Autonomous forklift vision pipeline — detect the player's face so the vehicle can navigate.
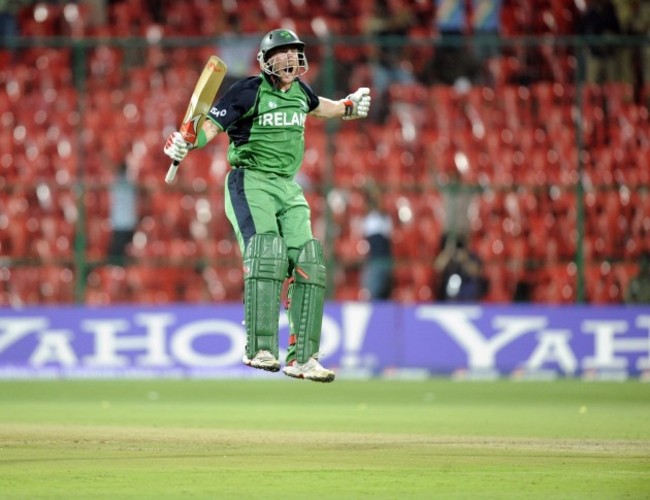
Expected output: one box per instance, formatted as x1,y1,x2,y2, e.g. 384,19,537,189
268,47,300,83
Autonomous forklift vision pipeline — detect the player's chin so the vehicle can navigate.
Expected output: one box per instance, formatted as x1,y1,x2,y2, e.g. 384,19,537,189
280,71,296,82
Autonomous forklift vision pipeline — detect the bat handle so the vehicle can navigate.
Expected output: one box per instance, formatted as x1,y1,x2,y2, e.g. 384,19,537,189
165,160,180,184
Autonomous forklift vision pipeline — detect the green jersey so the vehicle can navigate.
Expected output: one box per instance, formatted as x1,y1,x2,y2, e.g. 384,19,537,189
207,73,320,178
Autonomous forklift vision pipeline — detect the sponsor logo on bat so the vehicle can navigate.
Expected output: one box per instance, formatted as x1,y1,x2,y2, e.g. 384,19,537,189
208,60,225,73
180,114,202,143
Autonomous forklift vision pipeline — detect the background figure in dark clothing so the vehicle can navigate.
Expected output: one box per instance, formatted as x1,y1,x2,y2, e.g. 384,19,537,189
426,0,481,85
625,252,650,304
361,195,394,300
434,233,486,302
577,0,622,83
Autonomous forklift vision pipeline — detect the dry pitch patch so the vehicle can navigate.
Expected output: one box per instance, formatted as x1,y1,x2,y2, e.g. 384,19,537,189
3,423,647,455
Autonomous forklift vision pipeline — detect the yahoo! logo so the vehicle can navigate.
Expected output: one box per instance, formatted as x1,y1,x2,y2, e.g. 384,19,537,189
414,306,650,374
0,304,648,376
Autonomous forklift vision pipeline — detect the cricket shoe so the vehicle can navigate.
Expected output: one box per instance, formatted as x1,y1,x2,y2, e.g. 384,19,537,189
242,350,280,372
282,358,335,383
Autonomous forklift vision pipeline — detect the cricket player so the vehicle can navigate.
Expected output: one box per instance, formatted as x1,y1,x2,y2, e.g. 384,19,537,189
164,29,371,382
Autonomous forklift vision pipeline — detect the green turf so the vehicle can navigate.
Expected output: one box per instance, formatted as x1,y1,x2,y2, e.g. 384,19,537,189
1,379,648,499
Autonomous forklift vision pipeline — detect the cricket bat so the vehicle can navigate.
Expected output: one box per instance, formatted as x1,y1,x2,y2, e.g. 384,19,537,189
165,55,228,184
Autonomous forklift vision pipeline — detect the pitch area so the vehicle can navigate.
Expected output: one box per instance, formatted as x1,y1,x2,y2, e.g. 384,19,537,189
1,379,648,499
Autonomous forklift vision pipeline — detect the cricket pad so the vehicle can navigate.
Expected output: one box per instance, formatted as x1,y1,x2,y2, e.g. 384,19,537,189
243,233,288,359
288,239,327,363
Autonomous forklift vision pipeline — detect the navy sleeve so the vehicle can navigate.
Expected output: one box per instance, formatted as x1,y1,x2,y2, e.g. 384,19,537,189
207,76,260,131
297,80,320,112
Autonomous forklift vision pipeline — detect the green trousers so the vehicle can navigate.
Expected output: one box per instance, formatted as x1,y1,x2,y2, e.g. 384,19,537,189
225,168,313,265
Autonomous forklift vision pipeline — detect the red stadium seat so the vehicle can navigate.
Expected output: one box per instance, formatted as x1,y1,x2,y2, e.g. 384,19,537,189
1,1,640,307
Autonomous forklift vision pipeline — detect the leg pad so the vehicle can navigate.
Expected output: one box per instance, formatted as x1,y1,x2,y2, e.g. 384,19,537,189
287,239,326,363
243,233,288,359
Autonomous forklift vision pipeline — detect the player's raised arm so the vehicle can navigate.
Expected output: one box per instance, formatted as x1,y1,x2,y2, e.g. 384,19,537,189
311,87,371,120
163,55,227,184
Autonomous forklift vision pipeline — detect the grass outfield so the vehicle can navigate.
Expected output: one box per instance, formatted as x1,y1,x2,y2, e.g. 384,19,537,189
0,379,648,499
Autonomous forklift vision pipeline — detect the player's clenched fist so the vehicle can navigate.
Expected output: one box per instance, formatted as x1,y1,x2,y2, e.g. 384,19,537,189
342,87,371,120
164,131,189,162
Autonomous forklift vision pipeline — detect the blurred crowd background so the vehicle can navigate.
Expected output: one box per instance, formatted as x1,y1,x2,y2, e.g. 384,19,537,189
1,0,649,306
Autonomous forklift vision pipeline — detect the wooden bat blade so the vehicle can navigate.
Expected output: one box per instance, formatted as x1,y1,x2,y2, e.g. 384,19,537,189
178,56,227,146
165,55,227,184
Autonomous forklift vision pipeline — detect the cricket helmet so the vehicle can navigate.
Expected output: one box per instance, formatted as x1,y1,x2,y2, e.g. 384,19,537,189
257,29,309,77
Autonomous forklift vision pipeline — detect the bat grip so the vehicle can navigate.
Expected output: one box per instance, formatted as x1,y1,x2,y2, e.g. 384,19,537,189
165,160,180,184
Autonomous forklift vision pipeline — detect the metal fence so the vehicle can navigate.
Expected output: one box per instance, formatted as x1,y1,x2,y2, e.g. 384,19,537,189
1,34,649,305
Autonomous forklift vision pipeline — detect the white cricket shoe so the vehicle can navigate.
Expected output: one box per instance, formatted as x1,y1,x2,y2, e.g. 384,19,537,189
282,358,335,383
242,350,280,372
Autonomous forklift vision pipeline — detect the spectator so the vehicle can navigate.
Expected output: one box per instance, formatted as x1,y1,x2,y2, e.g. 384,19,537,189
360,192,394,300
470,0,503,83
625,252,650,304
577,0,623,84
513,279,532,302
358,0,417,122
0,0,25,41
218,14,260,90
434,233,486,302
620,0,650,103
108,163,138,265
425,0,481,85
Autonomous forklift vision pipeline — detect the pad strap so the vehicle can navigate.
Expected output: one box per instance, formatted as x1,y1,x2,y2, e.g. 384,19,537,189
243,233,288,359
287,239,327,363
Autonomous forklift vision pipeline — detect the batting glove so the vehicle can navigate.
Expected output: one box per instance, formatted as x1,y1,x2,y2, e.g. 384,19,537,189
163,131,189,163
342,87,371,120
